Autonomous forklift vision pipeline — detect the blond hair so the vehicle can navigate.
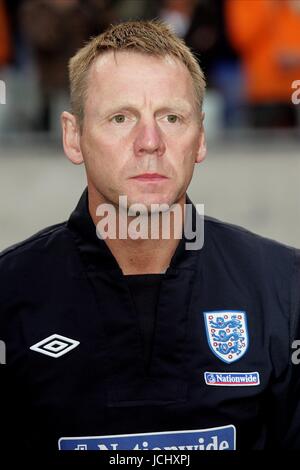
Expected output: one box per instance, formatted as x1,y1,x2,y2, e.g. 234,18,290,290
69,19,206,126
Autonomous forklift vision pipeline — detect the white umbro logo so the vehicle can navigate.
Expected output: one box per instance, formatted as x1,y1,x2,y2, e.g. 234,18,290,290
30,334,80,358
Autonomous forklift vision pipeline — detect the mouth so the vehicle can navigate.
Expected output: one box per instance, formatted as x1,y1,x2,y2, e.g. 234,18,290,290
130,173,169,182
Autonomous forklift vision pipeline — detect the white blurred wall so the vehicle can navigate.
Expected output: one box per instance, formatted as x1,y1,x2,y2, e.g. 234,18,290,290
0,137,299,251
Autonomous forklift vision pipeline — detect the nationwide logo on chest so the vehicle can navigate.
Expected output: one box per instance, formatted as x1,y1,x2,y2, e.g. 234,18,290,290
59,425,236,450
203,310,249,363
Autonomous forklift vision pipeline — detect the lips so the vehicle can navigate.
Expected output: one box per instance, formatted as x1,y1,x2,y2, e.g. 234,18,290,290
131,173,168,181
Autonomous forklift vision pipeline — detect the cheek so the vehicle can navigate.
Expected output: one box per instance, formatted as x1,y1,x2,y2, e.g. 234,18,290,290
175,142,197,171
82,131,117,170
173,144,197,184
183,135,200,165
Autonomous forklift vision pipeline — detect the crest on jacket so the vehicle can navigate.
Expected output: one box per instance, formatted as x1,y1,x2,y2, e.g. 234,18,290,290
203,311,248,364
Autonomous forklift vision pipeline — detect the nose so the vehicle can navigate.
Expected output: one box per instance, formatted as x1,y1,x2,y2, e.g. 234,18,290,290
133,117,166,157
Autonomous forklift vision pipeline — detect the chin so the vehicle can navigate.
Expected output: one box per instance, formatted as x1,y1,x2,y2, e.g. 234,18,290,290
127,193,179,211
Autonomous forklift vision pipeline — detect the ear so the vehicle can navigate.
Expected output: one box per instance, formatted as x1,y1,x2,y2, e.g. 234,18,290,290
195,112,207,164
61,111,84,165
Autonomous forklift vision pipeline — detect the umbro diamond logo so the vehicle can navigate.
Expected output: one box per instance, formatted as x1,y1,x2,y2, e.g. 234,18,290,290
30,334,80,358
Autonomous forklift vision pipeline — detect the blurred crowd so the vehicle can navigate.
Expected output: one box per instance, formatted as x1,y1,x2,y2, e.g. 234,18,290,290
0,0,300,136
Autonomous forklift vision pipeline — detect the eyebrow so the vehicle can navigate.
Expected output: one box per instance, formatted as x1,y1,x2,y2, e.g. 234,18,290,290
100,101,193,116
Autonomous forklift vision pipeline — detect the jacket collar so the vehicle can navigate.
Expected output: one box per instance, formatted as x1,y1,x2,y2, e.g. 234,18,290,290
67,188,204,274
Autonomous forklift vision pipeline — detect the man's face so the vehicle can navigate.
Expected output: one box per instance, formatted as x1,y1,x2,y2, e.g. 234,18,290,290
77,50,205,209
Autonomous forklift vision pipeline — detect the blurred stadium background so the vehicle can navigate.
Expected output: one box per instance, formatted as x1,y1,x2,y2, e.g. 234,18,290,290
0,0,300,250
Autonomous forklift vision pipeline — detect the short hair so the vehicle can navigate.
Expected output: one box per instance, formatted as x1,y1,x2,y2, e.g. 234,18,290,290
69,19,206,126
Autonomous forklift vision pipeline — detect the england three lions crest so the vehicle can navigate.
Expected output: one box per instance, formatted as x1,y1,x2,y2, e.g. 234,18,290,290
203,311,249,364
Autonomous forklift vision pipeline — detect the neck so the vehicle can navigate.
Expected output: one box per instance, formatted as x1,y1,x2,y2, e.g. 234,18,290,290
103,236,180,275
88,187,185,275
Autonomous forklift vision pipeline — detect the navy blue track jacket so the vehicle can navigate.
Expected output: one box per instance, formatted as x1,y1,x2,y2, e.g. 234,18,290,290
1,188,300,452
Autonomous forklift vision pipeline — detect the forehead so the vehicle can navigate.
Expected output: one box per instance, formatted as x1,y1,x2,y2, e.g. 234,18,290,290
87,50,195,102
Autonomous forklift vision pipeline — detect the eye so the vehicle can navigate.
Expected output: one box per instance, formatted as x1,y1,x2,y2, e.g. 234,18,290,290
166,114,180,123
111,114,126,123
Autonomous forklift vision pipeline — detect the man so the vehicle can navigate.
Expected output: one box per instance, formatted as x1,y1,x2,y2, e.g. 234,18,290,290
19,0,115,131
0,0,11,67
1,20,300,454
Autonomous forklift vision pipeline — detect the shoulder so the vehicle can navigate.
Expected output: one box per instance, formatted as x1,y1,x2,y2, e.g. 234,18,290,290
205,215,298,258
0,222,72,272
204,215,299,283
0,221,82,313
203,216,300,341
